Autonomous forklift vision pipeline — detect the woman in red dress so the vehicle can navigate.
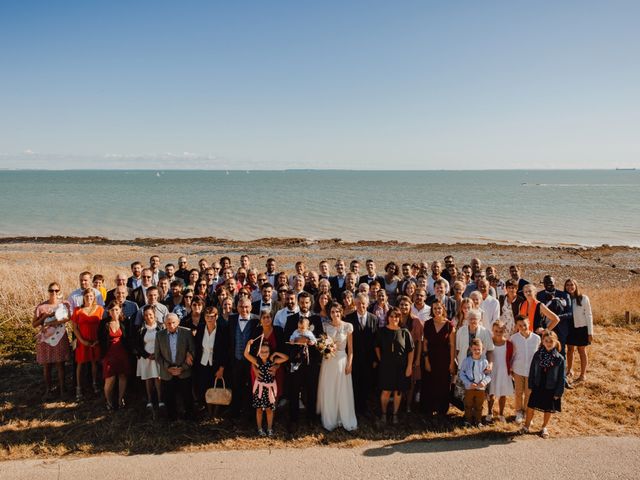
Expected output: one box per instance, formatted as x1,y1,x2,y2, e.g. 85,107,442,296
421,300,456,416
98,302,131,410
71,288,103,401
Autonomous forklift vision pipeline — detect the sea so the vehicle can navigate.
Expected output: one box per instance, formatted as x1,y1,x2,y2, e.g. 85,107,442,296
0,170,638,247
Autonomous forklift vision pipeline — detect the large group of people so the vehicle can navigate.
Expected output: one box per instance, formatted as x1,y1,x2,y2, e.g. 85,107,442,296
32,254,594,439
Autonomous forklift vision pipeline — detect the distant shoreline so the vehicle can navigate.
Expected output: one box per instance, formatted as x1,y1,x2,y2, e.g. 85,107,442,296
0,235,638,252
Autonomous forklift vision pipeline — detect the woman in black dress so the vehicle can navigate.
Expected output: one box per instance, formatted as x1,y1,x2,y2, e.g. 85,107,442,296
421,300,456,416
375,306,414,424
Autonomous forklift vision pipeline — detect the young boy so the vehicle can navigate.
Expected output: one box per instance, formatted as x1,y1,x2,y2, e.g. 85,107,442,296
510,315,541,424
459,338,491,427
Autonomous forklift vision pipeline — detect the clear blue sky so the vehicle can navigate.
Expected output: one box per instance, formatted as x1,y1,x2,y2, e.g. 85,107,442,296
1,1,638,169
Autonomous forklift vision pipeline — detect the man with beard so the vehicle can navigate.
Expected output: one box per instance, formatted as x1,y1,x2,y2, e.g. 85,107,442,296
283,291,324,431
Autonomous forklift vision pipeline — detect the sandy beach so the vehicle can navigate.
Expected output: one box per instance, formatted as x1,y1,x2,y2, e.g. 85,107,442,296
0,237,639,461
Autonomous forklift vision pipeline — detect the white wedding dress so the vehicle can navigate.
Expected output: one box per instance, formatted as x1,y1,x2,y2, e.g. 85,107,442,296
316,321,358,431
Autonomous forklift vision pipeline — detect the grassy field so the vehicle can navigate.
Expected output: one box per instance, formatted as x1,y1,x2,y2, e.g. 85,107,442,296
1,244,639,460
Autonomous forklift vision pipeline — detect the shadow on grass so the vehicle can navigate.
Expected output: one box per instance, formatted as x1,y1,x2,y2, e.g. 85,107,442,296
1,359,521,460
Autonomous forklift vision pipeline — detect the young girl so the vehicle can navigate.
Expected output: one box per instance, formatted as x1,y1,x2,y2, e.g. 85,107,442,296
523,330,565,439
244,338,288,437
486,321,513,423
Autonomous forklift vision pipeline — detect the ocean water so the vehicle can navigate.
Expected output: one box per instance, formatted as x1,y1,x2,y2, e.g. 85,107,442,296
0,170,638,246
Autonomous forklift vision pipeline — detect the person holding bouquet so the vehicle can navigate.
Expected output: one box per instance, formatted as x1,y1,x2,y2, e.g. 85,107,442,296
316,302,358,431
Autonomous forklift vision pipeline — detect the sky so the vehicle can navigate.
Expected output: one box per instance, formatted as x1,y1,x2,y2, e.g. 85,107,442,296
0,0,639,170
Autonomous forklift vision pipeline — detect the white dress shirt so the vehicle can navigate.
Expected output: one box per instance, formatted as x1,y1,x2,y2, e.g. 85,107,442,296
273,306,299,329
510,331,541,377
480,295,500,328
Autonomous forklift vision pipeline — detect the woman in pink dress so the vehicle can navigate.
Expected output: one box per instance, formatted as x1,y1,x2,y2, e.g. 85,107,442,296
32,282,71,400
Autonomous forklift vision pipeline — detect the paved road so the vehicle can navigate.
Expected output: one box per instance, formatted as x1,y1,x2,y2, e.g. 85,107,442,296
3,436,638,479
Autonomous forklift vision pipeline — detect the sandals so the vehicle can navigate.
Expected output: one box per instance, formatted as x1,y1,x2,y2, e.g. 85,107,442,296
540,427,550,439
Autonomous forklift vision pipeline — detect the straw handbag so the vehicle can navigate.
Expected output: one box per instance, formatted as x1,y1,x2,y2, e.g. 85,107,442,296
205,378,232,406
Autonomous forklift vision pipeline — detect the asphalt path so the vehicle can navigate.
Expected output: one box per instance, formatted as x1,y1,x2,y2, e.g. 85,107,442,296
2,436,638,480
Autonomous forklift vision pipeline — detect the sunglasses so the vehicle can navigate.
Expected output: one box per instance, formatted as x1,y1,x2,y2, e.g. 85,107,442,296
49,289,60,293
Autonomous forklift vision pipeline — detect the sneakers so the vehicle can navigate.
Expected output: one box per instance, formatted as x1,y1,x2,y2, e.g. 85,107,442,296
497,415,506,423
521,425,530,434
92,383,100,394
267,429,274,438
515,411,524,424
476,422,485,428
146,402,153,409
75,387,84,402
158,402,166,408
485,414,493,423
415,392,421,403
392,414,399,425
540,427,550,439
463,421,473,428
257,428,267,437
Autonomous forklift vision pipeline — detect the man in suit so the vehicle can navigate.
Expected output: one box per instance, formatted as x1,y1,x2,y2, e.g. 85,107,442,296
155,313,196,421
131,268,154,307
329,259,347,300
283,291,324,430
227,297,260,417
252,282,275,315
345,292,379,418
105,272,131,305
359,259,386,288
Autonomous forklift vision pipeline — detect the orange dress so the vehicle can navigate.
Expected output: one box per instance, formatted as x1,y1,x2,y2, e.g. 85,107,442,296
72,306,104,362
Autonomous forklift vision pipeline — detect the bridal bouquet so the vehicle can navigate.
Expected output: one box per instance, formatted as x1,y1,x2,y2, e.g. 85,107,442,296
316,334,336,359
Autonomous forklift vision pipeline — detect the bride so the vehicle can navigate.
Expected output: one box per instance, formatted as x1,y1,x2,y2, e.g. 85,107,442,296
317,302,358,431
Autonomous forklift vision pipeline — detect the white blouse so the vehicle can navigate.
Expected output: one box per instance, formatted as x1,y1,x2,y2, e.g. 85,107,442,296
200,327,217,366
572,295,593,335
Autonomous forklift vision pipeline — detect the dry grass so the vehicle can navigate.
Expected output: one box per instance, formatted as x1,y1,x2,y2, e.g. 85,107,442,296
1,242,639,461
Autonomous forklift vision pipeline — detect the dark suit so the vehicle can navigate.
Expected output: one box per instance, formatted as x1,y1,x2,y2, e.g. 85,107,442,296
284,312,324,423
155,326,196,420
251,299,275,316
227,313,260,415
359,274,386,288
345,310,379,415
329,275,347,301
130,286,147,308
426,295,457,320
